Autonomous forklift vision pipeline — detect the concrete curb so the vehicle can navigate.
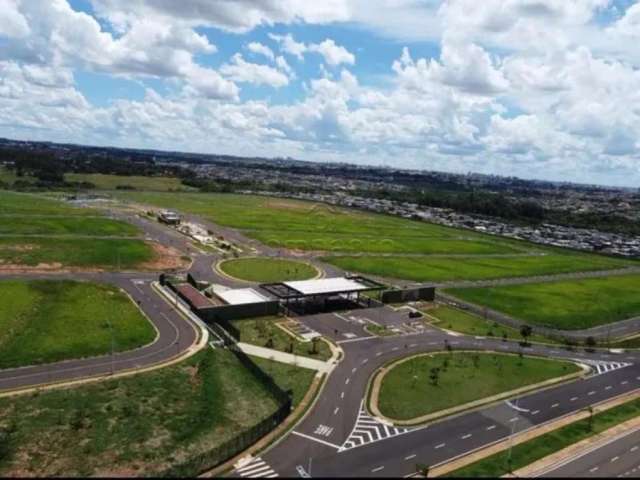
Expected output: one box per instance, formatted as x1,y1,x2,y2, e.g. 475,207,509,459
428,388,640,478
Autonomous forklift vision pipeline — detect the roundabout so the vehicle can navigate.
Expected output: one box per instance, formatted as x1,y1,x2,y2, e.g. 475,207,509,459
216,256,321,283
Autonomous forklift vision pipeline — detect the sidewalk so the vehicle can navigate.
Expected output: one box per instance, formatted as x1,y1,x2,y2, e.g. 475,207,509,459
237,342,333,373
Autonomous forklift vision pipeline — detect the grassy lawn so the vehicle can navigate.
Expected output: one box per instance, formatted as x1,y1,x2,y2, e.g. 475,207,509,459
324,253,632,283
0,190,154,269
219,257,318,282
426,306,557,344
0,237,154,269
0,280,156,369
0,216,139,236
448,396,640,477
64,173,193,192
251,356,317,406
448,274,640,330
0,190,95,216
0,349,293,476
113,192,523,255
232,317,332,361
377,353,579,420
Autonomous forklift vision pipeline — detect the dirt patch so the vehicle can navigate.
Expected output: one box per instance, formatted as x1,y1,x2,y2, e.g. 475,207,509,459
139,242,190,272
0,262,67,273
0,244,39,252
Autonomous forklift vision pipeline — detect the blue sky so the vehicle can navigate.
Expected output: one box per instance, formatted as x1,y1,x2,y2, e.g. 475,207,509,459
0,0,639,187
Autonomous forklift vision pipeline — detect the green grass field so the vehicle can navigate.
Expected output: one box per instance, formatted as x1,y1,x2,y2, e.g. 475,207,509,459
65,173,192,191
426,306,557,344
0,190,95,216
219,257,318,282
448,395,640,477
0,190,154,269
0,349,313,476
0,237,154,269
0,280,156,369
232,317,332,361
0,216,139,236
448,274,640,330
325,253,631,282
113,192,524,255
377,353,579,420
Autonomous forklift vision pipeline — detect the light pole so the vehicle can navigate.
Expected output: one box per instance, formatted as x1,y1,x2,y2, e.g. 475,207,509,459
506,396,520,475
107,318,115,375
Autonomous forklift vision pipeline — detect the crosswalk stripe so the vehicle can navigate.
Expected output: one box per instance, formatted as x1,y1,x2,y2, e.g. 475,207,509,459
235,457,279,478
571,359,632,377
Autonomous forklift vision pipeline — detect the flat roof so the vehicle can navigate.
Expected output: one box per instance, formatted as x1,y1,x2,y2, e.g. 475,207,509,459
216,288,270,305
284,277,370,296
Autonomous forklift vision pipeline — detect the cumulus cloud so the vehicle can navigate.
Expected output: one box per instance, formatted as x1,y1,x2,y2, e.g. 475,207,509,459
0,0,639,185
308,39,355,66
246,42,275,61
220,54,289,88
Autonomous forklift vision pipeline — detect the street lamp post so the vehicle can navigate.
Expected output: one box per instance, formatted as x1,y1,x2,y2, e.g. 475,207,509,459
506,397,521,475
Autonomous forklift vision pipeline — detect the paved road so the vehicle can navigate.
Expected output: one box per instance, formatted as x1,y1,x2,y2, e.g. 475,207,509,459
0,274,199,393
540,426,640,477
228,307,640,478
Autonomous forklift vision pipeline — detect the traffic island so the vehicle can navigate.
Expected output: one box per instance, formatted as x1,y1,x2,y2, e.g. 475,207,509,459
367,351,585,426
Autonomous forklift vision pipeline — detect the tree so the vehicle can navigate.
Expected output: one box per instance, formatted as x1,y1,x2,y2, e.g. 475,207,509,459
585,336,597,351
520,325,533,346
429,367,440,386
310,337,319,355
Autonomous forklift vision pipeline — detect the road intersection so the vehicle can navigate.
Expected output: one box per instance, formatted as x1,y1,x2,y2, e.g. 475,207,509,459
1,201,639,477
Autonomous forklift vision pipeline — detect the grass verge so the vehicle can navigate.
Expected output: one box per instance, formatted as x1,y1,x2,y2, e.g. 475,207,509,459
447,395,640,477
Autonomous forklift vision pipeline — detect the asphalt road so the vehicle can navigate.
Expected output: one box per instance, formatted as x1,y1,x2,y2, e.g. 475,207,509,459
540,426,640,477
0,273,199,393
231,307,640,478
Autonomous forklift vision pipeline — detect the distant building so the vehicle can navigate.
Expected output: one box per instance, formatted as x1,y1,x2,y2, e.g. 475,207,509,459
158,210,181,225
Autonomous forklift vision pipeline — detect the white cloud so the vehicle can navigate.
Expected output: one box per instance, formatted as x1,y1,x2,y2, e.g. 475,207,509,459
308,39,355,66
246,42,274,61
0,0,30,38
269,33,307,60
220,54,289,88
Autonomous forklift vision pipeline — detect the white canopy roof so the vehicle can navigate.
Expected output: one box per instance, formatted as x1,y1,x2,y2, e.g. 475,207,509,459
284,277,369,296
217,288,269,305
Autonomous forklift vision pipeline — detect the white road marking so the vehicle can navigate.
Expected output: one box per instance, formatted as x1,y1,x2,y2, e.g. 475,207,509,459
352,367,357,374
612,456,620,463
339,402,412,452
362,358,369,364
405,454,416,460
606,386,613,390
334,407,340,415
588,391,596,396
531,410,540,415
435,443,445,449
461,434,472,439
235,457,279,478
486,425,497,431
621,380,629,385
590,467,599,473
631,446,639,452
509,417,519,422
551,403,559,408
376,352,383,357
371,466,385,473
291,431,340,449
341,392,345,399
570,397,578,402
345,378,350,385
